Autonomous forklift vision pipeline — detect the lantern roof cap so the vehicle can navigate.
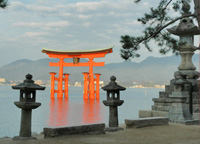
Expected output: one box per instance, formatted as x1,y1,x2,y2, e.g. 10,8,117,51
12,74,45,91
167,17,200,36
102,76,126,91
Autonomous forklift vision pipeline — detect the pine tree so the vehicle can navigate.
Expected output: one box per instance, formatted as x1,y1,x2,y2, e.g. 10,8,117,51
0,0,8,9
120,0,200,61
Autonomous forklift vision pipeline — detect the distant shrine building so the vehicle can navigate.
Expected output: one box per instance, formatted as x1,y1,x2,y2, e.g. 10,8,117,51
42,47,113,99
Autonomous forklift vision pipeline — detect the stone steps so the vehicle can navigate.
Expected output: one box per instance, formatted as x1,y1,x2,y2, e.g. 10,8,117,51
159,91,171,98
125,117,169,128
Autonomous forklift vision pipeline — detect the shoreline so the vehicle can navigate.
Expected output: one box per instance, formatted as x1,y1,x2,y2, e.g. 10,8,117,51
0,84,165,89
0,123,199,144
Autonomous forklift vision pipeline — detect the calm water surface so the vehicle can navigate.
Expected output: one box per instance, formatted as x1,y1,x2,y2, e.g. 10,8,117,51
0,86,160,138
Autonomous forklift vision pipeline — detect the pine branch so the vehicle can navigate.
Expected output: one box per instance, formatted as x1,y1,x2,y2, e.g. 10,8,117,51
0,0,8,9
193,0,200,27
152,13,196,37
120,0,199,61
132,14,196,49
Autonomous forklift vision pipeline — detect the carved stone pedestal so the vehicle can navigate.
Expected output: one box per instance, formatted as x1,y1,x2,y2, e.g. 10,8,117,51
168,97,193,121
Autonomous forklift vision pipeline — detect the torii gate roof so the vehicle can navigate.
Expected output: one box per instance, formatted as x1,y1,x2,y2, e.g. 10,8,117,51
42,46,113,55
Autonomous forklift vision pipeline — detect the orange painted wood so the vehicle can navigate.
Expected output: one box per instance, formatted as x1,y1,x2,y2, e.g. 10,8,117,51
49,61,105,67
95,73,101,99
57,58,64,99
43,47,113,99
88,58,95,99
82,72,89,100
54,90,59,93
49,72,56,99
64,73,70,99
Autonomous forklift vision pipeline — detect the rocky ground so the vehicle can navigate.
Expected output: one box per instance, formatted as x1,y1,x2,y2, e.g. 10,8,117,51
0,123,200,144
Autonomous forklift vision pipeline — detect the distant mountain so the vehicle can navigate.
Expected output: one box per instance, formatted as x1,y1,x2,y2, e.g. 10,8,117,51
0,55,199,83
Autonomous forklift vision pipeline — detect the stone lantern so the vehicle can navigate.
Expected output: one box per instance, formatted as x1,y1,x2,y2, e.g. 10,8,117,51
167,18,200,73
102,76,126,131
12,74,45,140
138,2,200,125
166,2,200,124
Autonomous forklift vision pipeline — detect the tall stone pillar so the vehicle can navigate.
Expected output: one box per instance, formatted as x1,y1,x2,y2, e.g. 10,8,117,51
166,3,200,124
139,3,200,124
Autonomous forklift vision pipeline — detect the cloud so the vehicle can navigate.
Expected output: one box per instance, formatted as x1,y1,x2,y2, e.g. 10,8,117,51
59,13,72,18
11,1,58,13
127,20,141,26
8,0,152,48
82,22,91,28
23,32,49,37
11,1,26,10
13,22,44,28
45,21,70,27
64,34,73,37
70,2,101,13
78,14,91,19
13,21,70,30
0,0,175,67
26,5,57,13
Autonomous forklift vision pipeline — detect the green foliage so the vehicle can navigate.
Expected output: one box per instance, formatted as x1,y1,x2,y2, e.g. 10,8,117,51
134,0,141,3
172,0,191,12
120,0,195,61
0,0,8,9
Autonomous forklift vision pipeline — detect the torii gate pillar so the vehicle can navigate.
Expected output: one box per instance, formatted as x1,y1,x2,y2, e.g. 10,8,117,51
95,73,101,99
49,72,56,99
83,72,89,100
89,57,95,99
58,58,64,99
64,73,70,99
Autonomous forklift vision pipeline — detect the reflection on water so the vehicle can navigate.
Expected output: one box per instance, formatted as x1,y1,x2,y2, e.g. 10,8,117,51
0,86,161,138
48,98,69,127
48,98,105,127
82,100,101,124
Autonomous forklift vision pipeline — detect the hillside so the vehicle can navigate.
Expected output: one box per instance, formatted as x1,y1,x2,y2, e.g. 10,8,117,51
0,54,199,83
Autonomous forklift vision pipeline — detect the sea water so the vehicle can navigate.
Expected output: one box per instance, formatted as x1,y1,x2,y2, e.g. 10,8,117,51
0,85,161,138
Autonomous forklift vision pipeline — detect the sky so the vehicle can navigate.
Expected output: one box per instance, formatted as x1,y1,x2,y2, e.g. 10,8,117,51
0,0,199,67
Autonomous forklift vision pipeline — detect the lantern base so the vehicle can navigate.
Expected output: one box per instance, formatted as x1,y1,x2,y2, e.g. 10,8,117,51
13,136,37,141
14,102,41,110
169,119,200,125
103,100,124,107
105,127,124,132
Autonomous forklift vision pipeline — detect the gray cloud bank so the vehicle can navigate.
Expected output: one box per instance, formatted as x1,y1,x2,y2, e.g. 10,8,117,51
0,0,197,67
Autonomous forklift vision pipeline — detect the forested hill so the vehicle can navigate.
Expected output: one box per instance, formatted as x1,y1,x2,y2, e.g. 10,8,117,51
0,54,199,83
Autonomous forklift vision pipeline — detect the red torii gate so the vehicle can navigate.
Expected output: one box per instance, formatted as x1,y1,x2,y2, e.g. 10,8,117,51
42,47,113,100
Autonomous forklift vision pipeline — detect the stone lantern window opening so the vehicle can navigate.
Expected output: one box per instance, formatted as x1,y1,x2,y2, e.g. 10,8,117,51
113,91,120,100
180,35,193,45
20,91,24,100
106,90,120,100
19,90,36,103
